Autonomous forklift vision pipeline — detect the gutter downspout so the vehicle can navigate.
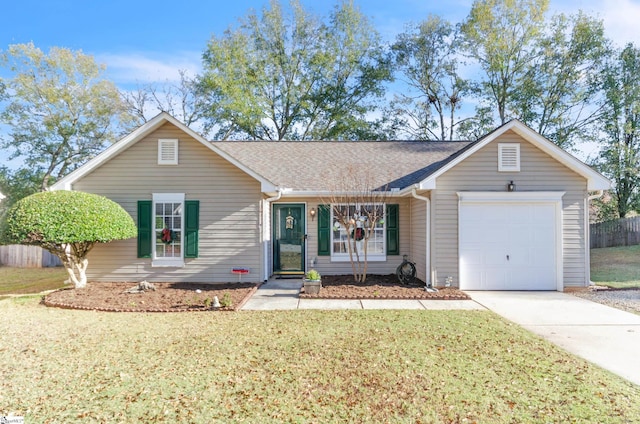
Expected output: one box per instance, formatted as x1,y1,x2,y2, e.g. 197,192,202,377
411,187,431,287
263,190,282,282
586,190,604,286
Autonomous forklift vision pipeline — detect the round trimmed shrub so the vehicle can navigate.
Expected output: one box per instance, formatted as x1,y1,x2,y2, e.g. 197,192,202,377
2,190,137,288
3,190,136,245
5,191,137,245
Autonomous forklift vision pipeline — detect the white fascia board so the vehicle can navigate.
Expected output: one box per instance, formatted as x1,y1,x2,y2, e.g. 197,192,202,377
457,191,566,202
415,120,611,191
50,112,278,193
279,190,406,198
397,184,430,196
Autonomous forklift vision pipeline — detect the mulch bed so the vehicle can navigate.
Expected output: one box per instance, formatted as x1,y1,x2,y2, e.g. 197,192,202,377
42,275,469,312
300,274,470,300
43,282,257,312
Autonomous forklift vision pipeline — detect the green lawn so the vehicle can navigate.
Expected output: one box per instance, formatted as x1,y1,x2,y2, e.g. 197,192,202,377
0,266,68,298
1,297,638,423
591,245,640,288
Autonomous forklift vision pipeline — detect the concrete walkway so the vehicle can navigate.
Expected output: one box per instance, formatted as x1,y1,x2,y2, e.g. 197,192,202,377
241,279,485,311
469,291,640,386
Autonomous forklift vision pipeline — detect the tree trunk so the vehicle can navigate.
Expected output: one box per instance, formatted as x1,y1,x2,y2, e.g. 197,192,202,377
52,249,89,289
61,257,88,288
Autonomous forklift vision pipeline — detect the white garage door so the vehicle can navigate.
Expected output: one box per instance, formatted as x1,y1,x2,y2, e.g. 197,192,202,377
459,200,558,290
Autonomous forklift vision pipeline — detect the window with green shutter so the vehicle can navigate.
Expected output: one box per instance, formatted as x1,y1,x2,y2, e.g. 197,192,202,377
323,203,399,260
138,195,200,265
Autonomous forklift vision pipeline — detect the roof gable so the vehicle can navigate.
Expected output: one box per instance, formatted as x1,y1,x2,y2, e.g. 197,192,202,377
51,113,277,192
412,120,610,192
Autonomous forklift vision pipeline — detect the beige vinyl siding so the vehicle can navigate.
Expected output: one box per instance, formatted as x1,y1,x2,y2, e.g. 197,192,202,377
73,122,263,283
432,130,588,288
409,196,428,283
286,197,410,277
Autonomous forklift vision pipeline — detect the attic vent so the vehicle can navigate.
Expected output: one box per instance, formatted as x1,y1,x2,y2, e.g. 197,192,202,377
498,143,520,172
158,139,178,165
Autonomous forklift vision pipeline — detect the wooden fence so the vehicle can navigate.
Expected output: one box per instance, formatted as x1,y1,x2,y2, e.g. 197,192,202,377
590,216,640,249
0,245,62,268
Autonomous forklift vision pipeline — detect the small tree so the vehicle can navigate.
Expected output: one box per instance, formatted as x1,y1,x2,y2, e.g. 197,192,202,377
1,191,137,288
322,166,390,283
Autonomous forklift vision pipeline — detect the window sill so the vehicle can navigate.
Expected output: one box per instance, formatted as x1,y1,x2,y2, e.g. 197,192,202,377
331,255,386,262
152,259,185,268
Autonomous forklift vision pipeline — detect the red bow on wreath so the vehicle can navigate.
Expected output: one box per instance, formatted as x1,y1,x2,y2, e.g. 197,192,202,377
352,227,365,241
161,228,173,243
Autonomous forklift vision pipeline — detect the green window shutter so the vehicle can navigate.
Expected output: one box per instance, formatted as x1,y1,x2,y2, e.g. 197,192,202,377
184,200,199,258
317,204,331,256
386,204,399,255
137,201,152,258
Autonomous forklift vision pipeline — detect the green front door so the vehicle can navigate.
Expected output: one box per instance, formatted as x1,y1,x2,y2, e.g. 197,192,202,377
273,204,305,275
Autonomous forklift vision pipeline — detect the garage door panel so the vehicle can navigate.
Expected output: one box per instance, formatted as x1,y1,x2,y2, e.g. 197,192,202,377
509,226,534,244
534,248,556,266
483,268,509,290
486,250,507,265
460,246,483,265
506,249,529,266
459,200,558,291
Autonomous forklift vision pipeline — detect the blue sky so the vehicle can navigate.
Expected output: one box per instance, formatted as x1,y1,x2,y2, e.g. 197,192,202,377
4,0,640,87
2,0,640,167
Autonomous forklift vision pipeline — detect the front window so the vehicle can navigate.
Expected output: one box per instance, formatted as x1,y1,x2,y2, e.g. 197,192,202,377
331,203,385,261
153,193,184,267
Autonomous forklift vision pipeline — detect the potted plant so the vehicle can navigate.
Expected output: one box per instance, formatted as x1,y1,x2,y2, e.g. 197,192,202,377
304,269,322,295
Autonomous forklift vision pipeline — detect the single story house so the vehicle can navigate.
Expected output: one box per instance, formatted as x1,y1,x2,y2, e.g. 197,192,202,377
51,112,610,291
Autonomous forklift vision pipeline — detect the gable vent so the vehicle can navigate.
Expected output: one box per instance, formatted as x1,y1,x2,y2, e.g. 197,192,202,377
158,139,178,165
498,143,520,172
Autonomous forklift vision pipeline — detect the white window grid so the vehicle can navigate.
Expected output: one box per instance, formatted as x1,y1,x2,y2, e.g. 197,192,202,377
331,203,385,259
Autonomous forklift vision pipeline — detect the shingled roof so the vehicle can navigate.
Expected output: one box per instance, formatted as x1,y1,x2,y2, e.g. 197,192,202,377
50,113,611,193
214,140,474,192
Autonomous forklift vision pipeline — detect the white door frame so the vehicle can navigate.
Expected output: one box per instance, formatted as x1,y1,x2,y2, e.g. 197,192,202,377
457,191,565,291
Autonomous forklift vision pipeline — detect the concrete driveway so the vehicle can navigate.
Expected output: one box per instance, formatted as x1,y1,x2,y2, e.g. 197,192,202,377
469,291,640,386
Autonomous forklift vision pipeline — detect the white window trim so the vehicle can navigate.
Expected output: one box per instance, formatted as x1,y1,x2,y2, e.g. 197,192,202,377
152,193,185,267
330,203,386,262
158,139,179,165
498,143,520,172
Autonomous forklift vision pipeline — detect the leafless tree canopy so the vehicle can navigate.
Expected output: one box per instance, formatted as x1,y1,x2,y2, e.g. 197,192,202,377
321,165,390,283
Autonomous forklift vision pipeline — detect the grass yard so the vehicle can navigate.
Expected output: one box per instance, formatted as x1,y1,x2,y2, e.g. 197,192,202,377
1,297,639,423
0,266,68,298
591,245,640,288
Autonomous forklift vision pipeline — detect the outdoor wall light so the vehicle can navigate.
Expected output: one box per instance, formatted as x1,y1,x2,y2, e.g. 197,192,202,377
309,207,316,221
507,181,516,192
